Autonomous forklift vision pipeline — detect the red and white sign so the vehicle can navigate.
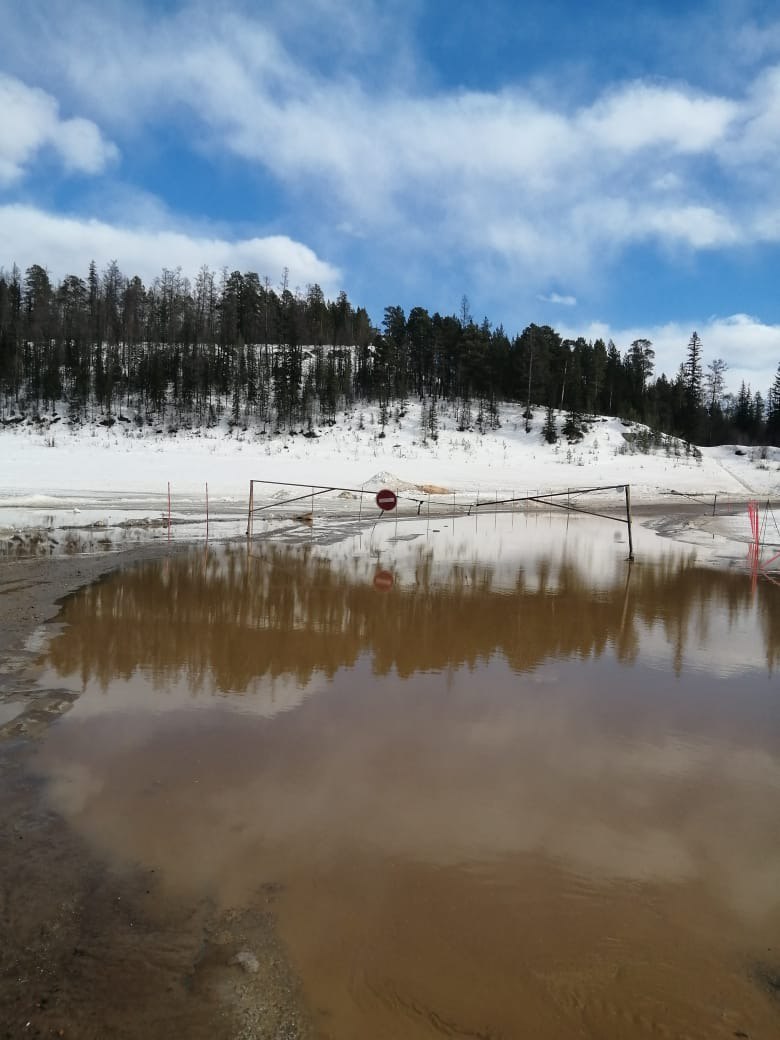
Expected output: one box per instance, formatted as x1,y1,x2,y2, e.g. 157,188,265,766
375,488,398,511
373,569,394,591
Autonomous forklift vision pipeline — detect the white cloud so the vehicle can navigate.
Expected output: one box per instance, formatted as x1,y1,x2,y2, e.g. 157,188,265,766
651,172,684,192
539,292,577,307
51,116,118,175
580,82,737,154
5,3,780,304
724,64,780,163
0,73,117,185
0,205,341,291
589,201,741,249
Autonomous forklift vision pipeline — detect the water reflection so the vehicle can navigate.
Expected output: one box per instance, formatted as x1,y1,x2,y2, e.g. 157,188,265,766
41,521,779,695
29,518,780,1039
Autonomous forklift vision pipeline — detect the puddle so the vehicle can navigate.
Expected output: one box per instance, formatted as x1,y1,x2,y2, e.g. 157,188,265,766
20,515,780,1037
0,699,27,726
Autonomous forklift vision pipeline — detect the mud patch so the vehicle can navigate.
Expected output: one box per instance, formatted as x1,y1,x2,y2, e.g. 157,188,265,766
751,961,780,1002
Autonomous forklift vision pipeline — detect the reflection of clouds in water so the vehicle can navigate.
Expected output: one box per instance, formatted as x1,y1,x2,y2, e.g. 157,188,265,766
265,513,669,592
637,616,768,678
28,523,780,927
34,660,780,923
456,708,780,917
561,822,696,883
45,760,104,816
35,667,327,722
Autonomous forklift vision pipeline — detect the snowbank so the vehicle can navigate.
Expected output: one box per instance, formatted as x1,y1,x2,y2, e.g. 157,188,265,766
1,401,778,555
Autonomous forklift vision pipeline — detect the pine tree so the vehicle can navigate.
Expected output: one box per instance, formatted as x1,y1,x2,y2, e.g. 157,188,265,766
767,363,780,446
684,332,704,407
681,331,706,442
542,405,558,444
734,381,753,436
562,407,584,442
421,398,439,442
627,338,654,407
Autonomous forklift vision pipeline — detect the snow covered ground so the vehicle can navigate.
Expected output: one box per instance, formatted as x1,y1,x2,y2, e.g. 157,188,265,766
1,401,779,561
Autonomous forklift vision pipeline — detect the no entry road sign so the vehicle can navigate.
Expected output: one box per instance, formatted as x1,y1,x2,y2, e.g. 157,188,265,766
376,488,397,511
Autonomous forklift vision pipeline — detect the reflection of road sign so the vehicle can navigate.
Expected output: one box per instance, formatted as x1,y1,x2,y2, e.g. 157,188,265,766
373,569,394,591
376,488,398,511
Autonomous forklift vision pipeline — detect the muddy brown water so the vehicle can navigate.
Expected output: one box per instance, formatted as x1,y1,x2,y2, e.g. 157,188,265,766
6,515,780,1037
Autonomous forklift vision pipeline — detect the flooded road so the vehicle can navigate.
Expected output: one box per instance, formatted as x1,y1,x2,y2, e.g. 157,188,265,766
19,516,780,1037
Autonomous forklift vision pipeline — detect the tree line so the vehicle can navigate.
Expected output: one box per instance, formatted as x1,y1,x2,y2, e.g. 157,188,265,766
1,261,779,446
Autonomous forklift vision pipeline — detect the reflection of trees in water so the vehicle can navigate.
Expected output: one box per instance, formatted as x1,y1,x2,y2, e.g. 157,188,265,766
42,543,779,692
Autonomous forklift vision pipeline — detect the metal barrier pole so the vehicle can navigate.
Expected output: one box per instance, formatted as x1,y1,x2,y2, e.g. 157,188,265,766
247,480,254,538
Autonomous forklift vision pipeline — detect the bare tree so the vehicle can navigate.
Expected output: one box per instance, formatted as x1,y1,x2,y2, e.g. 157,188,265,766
705,358,728,412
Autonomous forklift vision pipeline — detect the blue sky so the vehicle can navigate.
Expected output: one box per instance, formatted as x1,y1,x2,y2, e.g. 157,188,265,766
2,0,780,394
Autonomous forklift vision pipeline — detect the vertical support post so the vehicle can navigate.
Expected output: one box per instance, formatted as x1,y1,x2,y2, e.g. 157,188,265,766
358,490,363,522
167,481,171,542
205,482,209,544
311,486,314,520
625,484,634,561
619,564,633,637
247,480,254,539
712,494,717,516
748,501,759,593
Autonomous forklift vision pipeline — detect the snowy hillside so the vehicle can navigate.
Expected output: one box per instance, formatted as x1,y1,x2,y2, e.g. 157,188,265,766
1,400,779,553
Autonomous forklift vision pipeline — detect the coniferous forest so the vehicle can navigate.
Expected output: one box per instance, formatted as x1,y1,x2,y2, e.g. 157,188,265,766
2,261,780,446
